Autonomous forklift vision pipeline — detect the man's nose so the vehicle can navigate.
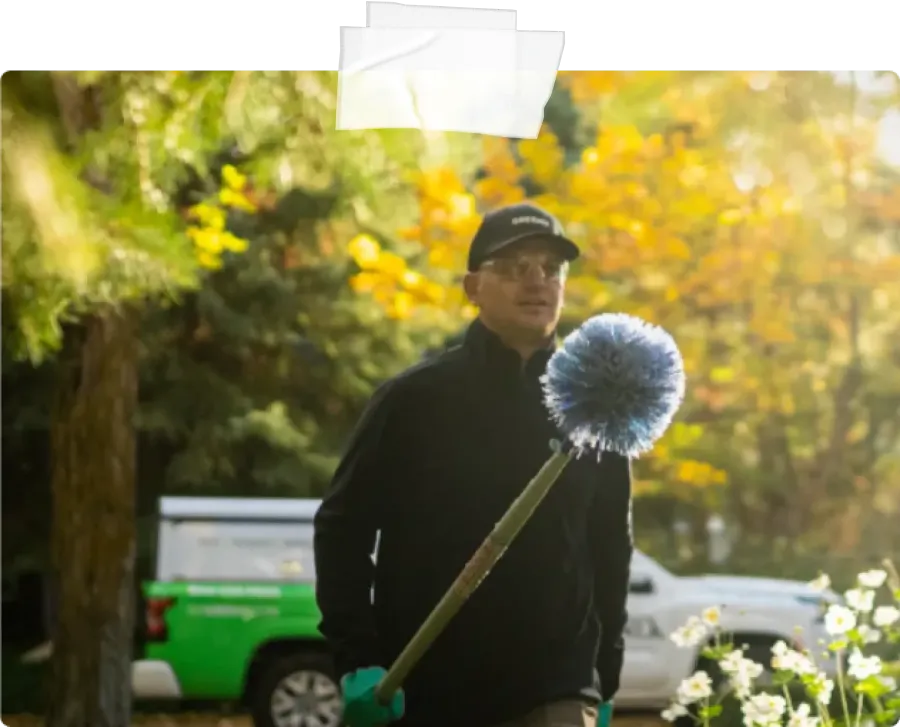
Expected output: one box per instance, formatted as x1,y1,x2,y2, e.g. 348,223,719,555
521,263,548,284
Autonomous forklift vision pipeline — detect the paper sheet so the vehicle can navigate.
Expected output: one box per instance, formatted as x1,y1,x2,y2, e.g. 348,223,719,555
337,3,563,137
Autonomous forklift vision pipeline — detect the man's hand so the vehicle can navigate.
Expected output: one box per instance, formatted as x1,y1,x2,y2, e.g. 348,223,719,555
597,701,614,727
341,666,406,727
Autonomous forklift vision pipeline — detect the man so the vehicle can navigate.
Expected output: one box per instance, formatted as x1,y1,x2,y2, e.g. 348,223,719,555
313,202,633,727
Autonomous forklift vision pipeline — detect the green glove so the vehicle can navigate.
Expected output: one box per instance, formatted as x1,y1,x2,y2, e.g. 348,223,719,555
341,666,405,727
597,701,614,727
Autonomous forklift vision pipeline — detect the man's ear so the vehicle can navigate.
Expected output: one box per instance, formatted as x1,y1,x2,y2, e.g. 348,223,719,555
462,272,479,304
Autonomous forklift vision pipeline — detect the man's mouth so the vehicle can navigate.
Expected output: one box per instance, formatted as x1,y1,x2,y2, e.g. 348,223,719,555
518,300,549,310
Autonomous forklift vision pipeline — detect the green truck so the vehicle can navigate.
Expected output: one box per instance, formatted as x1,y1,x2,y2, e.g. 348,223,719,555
133,496,343,727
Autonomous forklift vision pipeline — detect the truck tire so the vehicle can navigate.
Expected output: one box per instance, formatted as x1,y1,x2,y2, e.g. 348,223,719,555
251,652,344,727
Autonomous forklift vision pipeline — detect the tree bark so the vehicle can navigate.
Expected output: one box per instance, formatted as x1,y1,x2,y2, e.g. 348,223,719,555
47,306,138,727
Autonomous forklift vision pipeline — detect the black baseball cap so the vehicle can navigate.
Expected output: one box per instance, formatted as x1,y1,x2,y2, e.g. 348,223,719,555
467,203,580,272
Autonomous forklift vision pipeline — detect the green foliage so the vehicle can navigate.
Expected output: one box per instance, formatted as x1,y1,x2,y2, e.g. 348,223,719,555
2,72,463,576
135,191,442,498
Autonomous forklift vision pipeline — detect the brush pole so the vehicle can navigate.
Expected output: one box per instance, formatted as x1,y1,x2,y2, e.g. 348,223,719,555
374,442,575,703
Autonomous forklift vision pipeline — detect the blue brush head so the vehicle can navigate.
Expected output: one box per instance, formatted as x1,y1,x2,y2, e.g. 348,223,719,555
541,313,686,458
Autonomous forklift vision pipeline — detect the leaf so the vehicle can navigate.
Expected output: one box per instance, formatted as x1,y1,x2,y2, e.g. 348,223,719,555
710,367,736,384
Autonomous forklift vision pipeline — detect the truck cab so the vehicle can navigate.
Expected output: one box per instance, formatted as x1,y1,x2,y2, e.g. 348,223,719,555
133,496,342,727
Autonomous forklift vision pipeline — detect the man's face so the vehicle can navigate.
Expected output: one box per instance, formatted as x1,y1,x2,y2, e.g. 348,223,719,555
464,238,568,341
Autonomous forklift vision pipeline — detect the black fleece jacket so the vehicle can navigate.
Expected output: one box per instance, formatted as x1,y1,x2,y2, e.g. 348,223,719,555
313,319,633,727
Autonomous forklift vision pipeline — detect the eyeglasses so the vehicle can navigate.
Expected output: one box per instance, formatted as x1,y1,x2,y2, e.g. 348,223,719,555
479,256,569,282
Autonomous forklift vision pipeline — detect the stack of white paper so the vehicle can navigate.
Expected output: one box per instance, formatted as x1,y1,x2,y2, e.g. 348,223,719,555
337,2,564,138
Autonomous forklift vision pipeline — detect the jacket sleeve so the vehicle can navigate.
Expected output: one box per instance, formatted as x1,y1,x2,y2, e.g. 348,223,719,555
313,380,400,677
589,452,634,702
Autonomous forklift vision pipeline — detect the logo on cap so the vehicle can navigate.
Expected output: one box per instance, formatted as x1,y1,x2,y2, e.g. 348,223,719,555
511,214,565,236
511,215,550,228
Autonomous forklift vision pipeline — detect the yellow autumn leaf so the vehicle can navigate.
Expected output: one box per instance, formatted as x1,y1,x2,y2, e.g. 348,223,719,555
189,203,226,231
718,209,743,225
710,366,736,383
677,460,699,482
518,132,565,187
582,147,600,166
398,225,421,241
196,250,222,270
349,272,382,294
448,193,475,219
221,164,248,191
428,244,457,269
191,228,223,253
388,292,415,320
348,234,381,268
676,194,717,218
221,232,249,254
422,282,446,304
608,213,629,229
376,251,408,278
618,125,645,154
219,187,257,213
401,269,424,288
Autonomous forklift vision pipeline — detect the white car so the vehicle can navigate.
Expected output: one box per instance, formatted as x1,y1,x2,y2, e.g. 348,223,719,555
616,550,841,709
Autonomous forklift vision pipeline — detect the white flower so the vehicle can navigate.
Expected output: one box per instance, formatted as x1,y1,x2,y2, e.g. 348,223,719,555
676,670,713,706
742,693,787,727
719,649,744,672
719,649,764,698
787,703,820,727
845,588,875,613
857,569,887,589
671,616,708,648
857,624,882,644
719,650,751,674
808,673,834,706
877,675,897,692
847,648,882,680
662,704,688,722
701,606,722,627
824,604,857,635
771,640,817,675
809,573,831,591
873,605,900,627
730,668,760,700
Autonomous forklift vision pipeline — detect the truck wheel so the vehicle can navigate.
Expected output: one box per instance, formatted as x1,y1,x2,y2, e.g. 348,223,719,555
251,653,344,727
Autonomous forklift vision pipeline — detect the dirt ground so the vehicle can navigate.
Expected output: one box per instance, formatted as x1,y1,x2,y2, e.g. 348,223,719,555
1,712,667,727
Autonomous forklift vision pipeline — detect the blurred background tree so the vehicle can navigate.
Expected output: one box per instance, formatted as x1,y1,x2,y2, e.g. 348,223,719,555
356,70,900,576
1,70,475,725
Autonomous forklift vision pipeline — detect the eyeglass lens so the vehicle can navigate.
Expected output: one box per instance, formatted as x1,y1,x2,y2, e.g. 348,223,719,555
486,258,567,280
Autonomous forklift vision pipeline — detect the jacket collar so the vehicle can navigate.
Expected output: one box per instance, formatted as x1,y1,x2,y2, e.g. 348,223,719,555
462,318,557,381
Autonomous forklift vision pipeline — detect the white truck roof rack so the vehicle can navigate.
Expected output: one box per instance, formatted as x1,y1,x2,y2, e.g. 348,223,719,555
159,496,323,522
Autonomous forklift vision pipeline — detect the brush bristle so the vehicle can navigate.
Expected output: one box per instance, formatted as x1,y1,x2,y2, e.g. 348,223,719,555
540,313,686,458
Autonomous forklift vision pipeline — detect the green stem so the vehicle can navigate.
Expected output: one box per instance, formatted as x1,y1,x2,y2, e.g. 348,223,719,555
815,697,833,727
835,649,852,727
783,685,794,712
374,447,576,703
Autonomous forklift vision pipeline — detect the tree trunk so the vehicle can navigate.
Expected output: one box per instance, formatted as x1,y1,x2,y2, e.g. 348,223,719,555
47,306,138,727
